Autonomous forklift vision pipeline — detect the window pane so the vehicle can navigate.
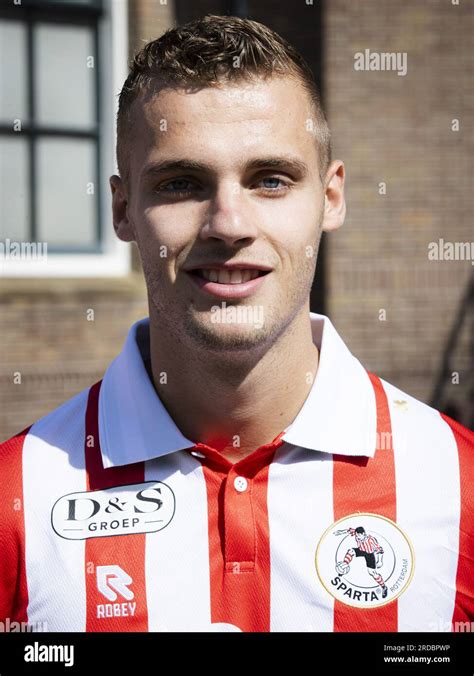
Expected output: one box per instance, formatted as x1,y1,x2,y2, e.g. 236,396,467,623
0,21,28,124
34,23,95,129
36,138,97,247
0,137,30,242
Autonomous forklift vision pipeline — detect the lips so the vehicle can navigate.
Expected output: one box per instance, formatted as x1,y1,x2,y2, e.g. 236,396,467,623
193,268,264,284
185,267,271,300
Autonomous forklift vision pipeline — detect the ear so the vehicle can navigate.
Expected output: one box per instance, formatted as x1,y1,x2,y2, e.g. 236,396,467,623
109,174,135,242
321,160,346,233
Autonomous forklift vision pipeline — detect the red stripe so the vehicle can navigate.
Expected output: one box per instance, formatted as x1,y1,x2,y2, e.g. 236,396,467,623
0,426,31,624
366,536,379,553
84,381,148,632
440,413,474,629
199,433,285,632
332,372,398,631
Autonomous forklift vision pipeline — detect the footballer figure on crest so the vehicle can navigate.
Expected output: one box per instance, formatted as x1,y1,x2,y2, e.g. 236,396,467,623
334,526,388,599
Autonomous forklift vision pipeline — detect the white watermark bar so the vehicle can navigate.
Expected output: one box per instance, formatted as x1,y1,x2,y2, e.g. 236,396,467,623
428,238,474,264
0,618,48,632
353,49,408,76
210,302,265,330
0,239,48,262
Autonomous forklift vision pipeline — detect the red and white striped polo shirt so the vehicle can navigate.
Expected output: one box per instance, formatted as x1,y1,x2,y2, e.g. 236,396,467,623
0,313,472,632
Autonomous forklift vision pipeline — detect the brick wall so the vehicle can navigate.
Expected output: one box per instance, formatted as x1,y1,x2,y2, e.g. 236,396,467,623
0,277,148,439
323,0,473,424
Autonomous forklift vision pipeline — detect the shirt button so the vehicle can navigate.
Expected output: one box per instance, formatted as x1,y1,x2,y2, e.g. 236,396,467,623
234,476,248,492
190,450,206,458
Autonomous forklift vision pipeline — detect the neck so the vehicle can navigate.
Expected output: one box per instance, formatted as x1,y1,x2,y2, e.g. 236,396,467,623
147,303,319,463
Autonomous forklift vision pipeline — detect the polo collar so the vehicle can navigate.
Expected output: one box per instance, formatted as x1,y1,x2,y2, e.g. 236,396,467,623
98,313,377,468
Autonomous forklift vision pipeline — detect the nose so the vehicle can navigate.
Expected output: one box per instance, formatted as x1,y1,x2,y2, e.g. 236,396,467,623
199,182,260,246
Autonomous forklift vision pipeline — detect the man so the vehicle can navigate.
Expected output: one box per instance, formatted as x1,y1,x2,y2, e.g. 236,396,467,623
334,526,388,599
0,14,472,633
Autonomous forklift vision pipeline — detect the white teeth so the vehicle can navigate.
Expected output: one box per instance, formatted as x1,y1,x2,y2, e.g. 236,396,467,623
199,269,262,284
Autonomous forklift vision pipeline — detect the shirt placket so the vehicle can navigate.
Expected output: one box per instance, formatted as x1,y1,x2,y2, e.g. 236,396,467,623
189,433,285,573
223,466,255,572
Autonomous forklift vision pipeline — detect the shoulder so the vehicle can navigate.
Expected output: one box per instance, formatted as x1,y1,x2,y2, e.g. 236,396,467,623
0,383,99,620
0,384,97,561
376,374,473,481
378,375,472,440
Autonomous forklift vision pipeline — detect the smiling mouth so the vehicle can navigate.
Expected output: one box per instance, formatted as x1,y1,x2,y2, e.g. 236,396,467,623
189,269,270,284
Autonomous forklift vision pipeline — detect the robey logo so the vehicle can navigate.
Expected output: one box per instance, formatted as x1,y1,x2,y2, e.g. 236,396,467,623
315,512,415,609
51,481,175,540
96,565,136,619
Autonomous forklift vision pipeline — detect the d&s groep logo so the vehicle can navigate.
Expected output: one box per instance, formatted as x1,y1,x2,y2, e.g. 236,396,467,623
51,481,175,540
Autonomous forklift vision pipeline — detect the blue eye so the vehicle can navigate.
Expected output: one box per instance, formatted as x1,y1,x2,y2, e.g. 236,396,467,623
159,179,195,192
261,177,284,189
255,176,292,196
155,175,291,198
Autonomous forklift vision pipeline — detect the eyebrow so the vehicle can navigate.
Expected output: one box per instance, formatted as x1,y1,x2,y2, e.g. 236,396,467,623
140,155,309,183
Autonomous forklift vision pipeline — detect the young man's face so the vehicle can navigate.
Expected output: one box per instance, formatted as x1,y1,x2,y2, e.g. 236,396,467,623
111,75,345,353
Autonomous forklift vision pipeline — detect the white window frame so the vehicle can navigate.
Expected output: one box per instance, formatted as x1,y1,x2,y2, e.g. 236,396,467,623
1,0,130,278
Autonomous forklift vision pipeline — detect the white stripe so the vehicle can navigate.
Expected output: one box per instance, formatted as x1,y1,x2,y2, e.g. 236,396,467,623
268,444,334,631
144,452,212,631
382,379,460,632
23,390,89,631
